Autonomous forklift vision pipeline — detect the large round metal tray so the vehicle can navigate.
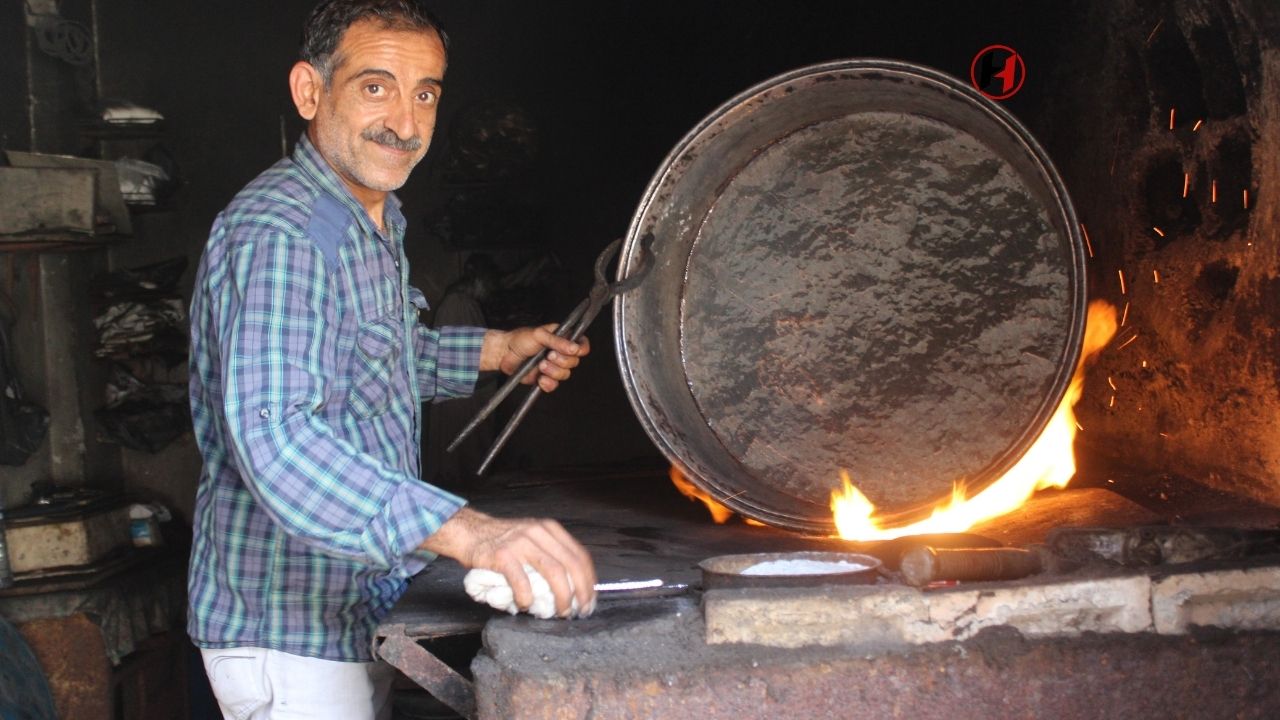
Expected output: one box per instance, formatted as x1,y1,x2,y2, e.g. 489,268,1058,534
614,59,1086,534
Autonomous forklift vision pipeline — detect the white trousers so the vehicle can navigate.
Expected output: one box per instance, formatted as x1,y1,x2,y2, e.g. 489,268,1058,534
200,647,394,720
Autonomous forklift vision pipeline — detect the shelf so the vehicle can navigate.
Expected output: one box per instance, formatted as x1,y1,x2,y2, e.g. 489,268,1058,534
0,232,126,253
76,120,165,141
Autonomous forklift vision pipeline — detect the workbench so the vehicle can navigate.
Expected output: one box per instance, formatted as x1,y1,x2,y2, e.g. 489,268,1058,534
0,546,188,720
372,468,1180,718
372,468,827,717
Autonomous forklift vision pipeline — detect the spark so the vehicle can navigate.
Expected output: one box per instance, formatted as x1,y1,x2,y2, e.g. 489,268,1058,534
1075,421,1084,432
1121,301,1130,327
1107,376,1117,391
1212,180,1218,203
1153,269,1160,283
1081,223,1094,258
1109,394,1116,408
1159,432,1170,438
1153,227,1165,237
1146,19,1163,45
1169,108,1176,130
1142,360,1148,368
1110,127,1122,176
1182,173,1189,198
1118,269,1127,295
1244,190,1249,209
1192,119,1203,132
1117,334,1139,350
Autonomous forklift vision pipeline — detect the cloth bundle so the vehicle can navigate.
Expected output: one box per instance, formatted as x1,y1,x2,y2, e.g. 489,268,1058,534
463,565,594,619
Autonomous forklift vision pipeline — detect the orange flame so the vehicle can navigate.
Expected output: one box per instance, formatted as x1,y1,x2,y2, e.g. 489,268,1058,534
669,465,734,523
831,300,1120,541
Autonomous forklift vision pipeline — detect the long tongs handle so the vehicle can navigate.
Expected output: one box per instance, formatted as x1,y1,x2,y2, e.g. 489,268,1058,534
471,291,605,475
445,299,587,454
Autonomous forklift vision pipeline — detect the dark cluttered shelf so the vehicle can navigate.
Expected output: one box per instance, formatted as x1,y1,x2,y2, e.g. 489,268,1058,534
75,120,165,141
124,201,172,215
0,232,125,253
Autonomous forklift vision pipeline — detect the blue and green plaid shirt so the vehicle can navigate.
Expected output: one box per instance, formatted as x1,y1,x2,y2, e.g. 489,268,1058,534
187,134,484,661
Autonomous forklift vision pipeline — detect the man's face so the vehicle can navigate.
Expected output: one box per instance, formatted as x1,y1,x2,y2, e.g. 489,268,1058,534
307,19,446,196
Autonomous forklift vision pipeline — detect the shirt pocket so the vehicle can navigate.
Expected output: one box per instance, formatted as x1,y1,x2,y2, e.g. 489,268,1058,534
348,312,405,420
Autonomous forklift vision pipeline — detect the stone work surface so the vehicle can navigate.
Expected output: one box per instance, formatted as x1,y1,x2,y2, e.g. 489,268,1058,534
704,562,1280,649
704,577,1154,648
1152,564,1280,633
473,595,1280,720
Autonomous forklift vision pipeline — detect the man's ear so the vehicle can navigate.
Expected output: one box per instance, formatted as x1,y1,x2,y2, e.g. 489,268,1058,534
289,61,323,121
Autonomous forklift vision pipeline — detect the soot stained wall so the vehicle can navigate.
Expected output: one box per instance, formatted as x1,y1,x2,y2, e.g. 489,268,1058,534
1043,0,1280,507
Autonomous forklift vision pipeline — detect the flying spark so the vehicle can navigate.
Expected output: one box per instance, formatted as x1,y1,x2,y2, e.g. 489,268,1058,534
1146,19,1163,45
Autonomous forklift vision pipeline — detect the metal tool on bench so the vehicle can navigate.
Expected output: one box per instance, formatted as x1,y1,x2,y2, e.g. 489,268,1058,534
595,578,691,600
898,526,1280,587
900,545,1051,587
448,234,655,475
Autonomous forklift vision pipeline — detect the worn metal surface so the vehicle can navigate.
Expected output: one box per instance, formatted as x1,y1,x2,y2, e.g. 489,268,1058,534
376,627,476,720
615,60,1087,532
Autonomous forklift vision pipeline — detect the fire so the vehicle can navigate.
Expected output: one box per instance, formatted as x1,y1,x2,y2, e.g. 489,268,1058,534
669,465,734,523
831,300,1120,541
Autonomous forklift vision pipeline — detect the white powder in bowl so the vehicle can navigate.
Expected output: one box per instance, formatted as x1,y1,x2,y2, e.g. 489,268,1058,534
739,558,871,576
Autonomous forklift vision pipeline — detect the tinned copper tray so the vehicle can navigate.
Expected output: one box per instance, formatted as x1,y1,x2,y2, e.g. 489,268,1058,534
613,60,1086,534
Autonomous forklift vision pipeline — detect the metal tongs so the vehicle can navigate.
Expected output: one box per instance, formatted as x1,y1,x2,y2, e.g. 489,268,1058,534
448,234,655,475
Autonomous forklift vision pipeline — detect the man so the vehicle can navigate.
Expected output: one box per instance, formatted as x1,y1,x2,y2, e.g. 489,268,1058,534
187,2,596,717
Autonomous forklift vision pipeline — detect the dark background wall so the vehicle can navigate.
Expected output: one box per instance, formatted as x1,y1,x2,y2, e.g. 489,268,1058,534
3,1,1277,520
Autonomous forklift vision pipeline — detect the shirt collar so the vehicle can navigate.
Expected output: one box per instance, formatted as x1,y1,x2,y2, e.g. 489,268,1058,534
293,133,406,239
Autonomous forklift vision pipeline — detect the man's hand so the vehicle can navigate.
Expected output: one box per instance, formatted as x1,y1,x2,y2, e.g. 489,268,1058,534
479,325,589,393
422,507,597,617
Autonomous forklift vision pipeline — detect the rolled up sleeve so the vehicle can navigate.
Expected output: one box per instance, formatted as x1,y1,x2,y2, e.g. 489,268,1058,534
220,234,463,571
414,324,485,401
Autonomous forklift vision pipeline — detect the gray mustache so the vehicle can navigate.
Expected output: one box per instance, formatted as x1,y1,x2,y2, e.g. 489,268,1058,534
361,127,423,152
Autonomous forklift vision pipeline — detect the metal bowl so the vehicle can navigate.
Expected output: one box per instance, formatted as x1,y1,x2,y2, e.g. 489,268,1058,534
700,551,883,590
614,59,1086,533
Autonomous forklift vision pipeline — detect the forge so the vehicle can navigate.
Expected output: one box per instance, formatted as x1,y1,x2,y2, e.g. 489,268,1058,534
374,2,1280,718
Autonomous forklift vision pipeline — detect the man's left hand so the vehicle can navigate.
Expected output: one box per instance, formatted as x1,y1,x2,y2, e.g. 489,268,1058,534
480,325,590,392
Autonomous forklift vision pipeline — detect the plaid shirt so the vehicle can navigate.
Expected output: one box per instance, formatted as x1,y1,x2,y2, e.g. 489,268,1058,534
187,134,484,661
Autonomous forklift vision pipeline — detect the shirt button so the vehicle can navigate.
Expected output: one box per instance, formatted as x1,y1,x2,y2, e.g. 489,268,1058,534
259,408,271,419
394,260,401,269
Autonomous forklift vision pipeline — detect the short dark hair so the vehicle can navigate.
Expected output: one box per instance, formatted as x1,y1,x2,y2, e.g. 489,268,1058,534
300,0,450,84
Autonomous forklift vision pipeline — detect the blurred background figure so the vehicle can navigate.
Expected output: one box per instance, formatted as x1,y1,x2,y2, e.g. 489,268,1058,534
426,253,501,489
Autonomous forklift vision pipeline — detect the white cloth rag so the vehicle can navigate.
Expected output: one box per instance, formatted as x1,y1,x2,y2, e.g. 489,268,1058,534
463,565,593,619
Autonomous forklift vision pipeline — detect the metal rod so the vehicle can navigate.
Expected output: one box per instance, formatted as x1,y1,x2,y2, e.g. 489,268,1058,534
474,309,593,476
376,628,476,720
446,299,587,454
